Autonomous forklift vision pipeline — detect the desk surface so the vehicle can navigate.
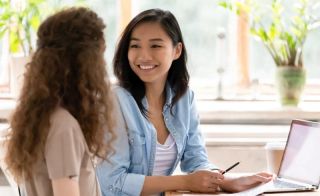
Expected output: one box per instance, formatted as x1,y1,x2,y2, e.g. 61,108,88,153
165,191,320,196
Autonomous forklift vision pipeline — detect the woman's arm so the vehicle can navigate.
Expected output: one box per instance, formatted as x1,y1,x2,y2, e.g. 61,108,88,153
141,175,186,195
141,170,224,195
141,171,272,195
45,109,86,196
52,178,79,196
96,91,145,195
180,90,217,172
220,172,273,192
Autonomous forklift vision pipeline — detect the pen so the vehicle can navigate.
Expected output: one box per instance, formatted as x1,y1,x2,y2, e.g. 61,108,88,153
222,161,240,174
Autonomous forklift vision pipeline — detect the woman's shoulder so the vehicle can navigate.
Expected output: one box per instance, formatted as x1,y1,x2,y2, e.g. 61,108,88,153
185,87,194,97
49,107,81,134
51,107,76,122
177,87,195,103
112,85,128,94
112,85,134,100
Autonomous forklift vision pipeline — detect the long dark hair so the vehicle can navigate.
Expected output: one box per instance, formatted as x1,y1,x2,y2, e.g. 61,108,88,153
113,8,189,116
5,7,115,181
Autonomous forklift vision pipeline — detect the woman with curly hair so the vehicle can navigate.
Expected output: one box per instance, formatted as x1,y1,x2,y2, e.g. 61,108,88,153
4,7,115,196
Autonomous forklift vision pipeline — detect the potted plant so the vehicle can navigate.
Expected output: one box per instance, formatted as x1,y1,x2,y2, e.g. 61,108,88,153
0,0,90,97
219,0,320,106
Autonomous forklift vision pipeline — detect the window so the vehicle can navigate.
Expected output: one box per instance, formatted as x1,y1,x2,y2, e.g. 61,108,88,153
132,0,233,99
88,0,118,73
131,0,320,101
0,41,8,92
0,11,10,94
0,0,118,96
1,0,319,102
248,0,320,101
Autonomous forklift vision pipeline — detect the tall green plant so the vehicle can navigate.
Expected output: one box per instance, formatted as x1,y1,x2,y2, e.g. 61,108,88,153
0,0,45,56
219,0,320,67
0,0,88,56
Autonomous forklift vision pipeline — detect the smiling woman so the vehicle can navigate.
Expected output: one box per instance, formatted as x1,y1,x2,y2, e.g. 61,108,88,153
127,22,182,88
96,8,273,196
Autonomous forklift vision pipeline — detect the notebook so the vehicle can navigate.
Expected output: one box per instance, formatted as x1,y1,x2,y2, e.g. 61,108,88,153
264,119,320,193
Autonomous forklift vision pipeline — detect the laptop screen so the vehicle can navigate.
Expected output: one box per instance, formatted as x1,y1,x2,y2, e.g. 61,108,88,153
279,120,320,186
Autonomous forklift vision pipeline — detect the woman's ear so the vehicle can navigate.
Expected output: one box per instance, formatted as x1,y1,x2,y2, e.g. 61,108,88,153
173,42,182,60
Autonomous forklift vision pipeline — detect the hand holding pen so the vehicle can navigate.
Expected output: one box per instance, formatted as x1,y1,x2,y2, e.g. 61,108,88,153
205,162,240,192
209,162,274,193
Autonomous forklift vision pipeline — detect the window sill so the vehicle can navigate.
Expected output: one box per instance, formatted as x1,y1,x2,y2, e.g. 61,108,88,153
1,99,320,123
0,122,287,147
0,99,15,122
0,100,308,146
201,124,288,146
197,100,320,124
0,123,9,141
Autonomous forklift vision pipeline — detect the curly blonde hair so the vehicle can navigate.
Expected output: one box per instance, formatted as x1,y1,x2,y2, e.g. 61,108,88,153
5,7,115,181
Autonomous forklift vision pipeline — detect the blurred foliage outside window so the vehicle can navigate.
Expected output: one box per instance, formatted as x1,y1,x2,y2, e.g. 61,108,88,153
1,0,320,101
0,0,117,93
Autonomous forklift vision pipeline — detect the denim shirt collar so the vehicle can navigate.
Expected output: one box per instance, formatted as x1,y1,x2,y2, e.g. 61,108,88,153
164,83,174,108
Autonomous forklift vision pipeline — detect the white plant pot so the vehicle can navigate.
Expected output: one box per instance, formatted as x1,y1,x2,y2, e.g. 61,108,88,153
9,56,30,99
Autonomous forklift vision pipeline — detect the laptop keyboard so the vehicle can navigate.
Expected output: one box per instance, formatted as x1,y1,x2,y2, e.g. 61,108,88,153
273,179,306,189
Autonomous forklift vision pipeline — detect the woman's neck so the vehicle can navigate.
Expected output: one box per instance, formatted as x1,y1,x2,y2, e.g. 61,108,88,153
145,82,166,110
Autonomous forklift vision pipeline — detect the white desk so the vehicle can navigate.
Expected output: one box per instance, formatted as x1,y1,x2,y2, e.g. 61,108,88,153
166,191,320,196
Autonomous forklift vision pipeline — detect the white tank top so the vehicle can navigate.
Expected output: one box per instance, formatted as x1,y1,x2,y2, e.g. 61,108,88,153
152,134,178,176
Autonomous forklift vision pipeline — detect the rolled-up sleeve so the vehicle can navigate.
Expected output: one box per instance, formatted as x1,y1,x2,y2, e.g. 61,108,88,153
45,112,85,180
96,96,145,196
180,90,218,172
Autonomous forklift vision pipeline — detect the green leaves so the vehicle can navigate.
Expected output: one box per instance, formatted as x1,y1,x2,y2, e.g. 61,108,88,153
219,0,253,15
0,0,45,55
219,0,319,67
218,1,230,9
1,0,88,56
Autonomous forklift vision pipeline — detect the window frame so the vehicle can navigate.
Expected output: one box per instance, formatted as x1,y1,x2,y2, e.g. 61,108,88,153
1,0,320,102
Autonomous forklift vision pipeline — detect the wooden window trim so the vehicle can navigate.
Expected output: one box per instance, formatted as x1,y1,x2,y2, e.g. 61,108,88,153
119,0,132,34
236,10,250,88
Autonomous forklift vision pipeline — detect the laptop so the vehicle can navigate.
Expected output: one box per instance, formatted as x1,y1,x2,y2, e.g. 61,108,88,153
264,119,320,193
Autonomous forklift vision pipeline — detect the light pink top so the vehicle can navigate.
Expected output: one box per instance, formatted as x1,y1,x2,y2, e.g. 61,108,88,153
21,107,101,196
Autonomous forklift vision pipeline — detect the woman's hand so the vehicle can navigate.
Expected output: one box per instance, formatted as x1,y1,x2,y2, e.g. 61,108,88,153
185,170,224,193
220,172,274,193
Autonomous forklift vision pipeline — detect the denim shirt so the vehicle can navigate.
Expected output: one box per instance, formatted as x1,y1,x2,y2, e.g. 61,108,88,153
96,85,217,196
